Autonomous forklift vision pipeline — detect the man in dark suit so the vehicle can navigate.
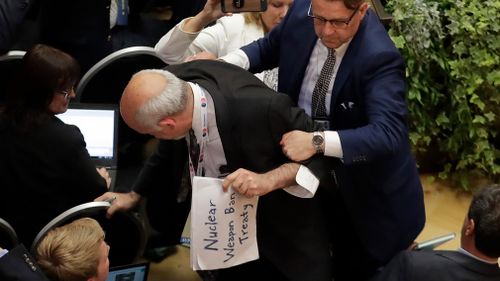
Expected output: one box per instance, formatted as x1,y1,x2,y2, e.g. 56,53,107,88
220,0,426,280
0,0,30,54
97,59,334,281
0,244,50,281
371,185,500,281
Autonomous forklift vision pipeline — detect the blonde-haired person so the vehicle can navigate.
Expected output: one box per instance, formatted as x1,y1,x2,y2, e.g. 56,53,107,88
154,0,292,90
36,218,110,281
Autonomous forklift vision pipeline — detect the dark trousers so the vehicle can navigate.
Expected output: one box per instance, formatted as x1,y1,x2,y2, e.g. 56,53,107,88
328,189,383,281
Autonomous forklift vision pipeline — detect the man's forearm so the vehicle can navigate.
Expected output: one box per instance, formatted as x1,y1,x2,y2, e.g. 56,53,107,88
265,162,300,190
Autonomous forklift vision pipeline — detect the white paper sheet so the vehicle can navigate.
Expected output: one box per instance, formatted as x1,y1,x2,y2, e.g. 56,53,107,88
190,176,259,270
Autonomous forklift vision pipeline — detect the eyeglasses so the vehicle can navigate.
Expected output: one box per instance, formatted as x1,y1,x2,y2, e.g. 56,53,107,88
58,88,74,100
307,3,360,28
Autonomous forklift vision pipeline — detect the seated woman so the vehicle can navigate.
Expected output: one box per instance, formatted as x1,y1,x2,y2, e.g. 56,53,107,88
154,0,293,90
0,44,110,247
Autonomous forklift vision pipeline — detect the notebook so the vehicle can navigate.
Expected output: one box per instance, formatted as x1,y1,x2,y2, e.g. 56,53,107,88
57,103,119,189
106,262,150,281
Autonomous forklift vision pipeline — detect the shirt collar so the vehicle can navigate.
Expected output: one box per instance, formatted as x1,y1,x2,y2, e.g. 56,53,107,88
458,247,499,265
188,82,202,143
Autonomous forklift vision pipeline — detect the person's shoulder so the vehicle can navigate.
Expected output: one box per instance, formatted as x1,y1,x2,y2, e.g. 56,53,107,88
45,116,85,143
217,14,246,27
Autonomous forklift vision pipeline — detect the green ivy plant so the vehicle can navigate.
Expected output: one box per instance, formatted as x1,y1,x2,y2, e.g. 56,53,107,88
387,0,500,189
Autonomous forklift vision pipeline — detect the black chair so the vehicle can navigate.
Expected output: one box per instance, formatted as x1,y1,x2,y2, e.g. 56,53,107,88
31,202,147,267
0,50,26,105
0,217,18,250
75,46,167,174
75,46,166,103
414,232,456,251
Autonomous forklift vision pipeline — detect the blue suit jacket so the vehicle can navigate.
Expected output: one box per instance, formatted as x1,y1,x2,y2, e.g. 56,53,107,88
242,0,425,263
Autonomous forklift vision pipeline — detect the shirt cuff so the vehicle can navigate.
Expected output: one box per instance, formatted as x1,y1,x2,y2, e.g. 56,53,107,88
219,49,250,70
324,130,343,158
283,165,318,198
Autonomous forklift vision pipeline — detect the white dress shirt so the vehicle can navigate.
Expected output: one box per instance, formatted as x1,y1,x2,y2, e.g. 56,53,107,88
221,39,351,159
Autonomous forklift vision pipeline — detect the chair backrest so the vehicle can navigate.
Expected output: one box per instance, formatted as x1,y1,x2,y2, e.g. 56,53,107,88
74,46,166,170
0,217,18,250
75,46,166,103
0,50,26,105
31,201,147,267
414,232,456,251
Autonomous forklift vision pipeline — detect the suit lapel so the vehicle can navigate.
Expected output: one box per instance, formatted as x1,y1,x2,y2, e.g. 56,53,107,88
280,3,317,102
329,11,372,114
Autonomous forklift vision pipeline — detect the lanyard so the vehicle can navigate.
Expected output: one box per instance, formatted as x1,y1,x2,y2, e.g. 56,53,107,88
188,90,209,182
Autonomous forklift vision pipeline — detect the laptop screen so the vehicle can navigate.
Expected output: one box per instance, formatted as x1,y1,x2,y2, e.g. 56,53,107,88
57,103,118,168
106,262,150,281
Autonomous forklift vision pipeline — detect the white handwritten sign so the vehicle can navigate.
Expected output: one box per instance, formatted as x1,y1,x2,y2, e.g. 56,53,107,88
191,176,259,270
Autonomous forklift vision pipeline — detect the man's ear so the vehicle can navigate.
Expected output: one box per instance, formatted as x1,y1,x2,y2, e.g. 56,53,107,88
158,117,176,128
464,218,475,236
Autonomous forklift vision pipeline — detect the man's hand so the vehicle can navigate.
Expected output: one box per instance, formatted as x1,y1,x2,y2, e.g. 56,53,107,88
95,191,141,218
281,130,317,161
182,0,230,33
223,168,275,197
222,164,300,197
96,167,111,189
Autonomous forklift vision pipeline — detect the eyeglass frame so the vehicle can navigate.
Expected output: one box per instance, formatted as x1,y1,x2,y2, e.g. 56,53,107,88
58,88,74,100
307,2,360,28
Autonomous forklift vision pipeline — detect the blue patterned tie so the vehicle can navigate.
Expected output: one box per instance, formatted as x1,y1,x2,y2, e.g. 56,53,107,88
312,48,336,117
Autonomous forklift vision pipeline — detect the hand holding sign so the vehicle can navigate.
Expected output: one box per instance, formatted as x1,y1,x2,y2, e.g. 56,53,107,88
191,176,259,270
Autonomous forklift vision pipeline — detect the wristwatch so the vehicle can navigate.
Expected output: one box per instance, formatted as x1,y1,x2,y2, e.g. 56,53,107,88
312,131,324,154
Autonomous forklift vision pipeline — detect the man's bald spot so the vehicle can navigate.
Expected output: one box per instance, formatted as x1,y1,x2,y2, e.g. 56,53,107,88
120,71,167,131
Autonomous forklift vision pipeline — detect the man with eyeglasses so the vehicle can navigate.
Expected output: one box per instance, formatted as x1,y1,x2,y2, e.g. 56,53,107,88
219,0,426,280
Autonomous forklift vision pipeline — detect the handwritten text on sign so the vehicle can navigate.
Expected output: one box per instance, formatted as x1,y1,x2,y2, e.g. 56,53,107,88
191,176,259,270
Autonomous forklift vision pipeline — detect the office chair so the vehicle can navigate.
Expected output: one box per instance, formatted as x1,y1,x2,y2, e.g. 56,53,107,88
414,232,456,251
0,217,19,250
0,51,26,105
75,46,166,103
31,201,147,267
75,46,166,174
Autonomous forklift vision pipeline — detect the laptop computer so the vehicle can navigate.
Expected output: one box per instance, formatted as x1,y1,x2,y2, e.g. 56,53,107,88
57,103,119,189
106,262,150,281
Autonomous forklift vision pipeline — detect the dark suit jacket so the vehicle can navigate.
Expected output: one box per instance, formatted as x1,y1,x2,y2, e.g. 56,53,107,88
0,115,108,247
133,60,333,281
241,0,425,263
371,250,500,281
38,0,153,73
0,0,30,54
38,0,112,73
0,244,50,281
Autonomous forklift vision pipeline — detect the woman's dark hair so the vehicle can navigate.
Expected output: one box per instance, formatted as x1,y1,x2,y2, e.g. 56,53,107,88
2,44,80,129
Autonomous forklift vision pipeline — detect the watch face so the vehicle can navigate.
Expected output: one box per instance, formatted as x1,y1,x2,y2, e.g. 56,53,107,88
312,135,324,145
